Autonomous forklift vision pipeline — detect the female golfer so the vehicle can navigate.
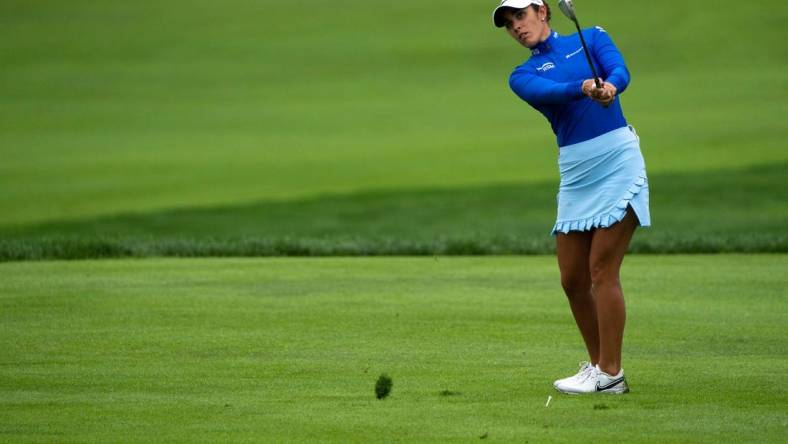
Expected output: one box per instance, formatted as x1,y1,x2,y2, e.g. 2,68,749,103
492,0,649,394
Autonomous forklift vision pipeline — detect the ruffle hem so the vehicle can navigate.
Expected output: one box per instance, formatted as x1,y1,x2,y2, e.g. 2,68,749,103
551,174,647,235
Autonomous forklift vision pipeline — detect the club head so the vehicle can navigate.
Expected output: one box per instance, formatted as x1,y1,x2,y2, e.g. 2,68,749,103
558,0,577,22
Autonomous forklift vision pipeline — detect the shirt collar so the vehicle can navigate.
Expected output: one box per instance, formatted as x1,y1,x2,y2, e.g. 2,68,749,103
531,30,559,55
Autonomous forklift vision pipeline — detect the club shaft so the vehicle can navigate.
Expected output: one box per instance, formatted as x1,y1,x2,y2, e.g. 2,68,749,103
572,19,601,88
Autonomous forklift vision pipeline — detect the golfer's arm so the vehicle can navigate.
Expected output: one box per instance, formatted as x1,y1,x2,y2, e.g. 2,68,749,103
592,28,630,94
509,69,585,105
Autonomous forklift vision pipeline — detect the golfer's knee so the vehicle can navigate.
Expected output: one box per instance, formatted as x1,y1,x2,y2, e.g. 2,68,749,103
560,273,590,299
590,264,620,292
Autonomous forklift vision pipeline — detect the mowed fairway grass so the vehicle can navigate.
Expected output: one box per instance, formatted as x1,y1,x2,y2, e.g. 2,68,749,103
1,255,786,443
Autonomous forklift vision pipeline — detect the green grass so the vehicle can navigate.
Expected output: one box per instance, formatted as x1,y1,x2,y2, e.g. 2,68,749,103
2,3,785,441
2,163,785,260
1,255,786,442
1,1,786,257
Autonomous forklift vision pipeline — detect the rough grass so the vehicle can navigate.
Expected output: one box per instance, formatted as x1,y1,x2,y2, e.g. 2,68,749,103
1,256,786,442
2,164,785,260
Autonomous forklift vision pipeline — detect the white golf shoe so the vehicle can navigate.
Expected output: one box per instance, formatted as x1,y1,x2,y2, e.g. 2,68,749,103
554,364,630,394
553,361,594,388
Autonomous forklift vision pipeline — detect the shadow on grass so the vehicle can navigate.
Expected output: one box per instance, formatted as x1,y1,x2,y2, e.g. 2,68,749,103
1,163,786,260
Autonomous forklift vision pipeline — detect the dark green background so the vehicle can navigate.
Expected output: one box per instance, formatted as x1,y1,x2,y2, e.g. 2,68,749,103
2,1,786,258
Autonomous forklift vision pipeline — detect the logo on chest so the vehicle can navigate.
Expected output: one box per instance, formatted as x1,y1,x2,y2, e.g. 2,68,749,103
536,62,556,72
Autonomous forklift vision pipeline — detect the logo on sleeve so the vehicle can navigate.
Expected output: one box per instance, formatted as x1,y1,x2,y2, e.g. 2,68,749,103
595,26,606,33
565,47,583,59
536,62,556,72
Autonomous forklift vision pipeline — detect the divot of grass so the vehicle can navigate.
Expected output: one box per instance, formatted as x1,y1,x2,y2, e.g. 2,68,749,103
375,374,393,400
439,390,462,397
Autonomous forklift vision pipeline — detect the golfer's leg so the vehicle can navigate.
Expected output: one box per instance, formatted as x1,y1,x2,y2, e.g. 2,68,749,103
589,207,639,376
556,231,599,364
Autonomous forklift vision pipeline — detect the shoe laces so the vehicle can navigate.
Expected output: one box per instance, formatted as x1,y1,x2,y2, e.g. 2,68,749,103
576,361,593,378
579,365,600,383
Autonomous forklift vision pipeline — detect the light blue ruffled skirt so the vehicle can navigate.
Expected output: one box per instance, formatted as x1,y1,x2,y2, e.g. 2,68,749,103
552,126,650,235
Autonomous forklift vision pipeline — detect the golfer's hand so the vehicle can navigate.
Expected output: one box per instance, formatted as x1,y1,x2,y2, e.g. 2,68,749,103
596,82,617,106
582,79,617,106
582,79,598,97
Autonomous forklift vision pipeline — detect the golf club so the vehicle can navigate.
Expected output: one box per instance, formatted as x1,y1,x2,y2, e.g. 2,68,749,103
558,0,601,89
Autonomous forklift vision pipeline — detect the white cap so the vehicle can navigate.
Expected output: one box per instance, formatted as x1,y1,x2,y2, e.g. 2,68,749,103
492,0,544,28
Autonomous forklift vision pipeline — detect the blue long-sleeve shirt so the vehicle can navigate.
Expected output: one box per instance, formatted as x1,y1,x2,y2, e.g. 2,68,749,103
509,27,630,147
